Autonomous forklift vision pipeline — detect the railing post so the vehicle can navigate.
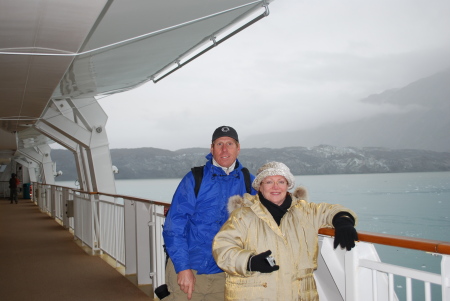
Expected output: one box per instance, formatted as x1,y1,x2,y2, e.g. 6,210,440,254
35,183,40,207
91,194,100,253
38,185,42,209
124,199,137,275
45,185,50,213
148,203,167,289
39,183,44,209
345,246,359,301
50,185,56,217
113,197,119,267
62,188,70,228
136,201,152,285
149,204,156,281
154,204,166,290
443,255,450,300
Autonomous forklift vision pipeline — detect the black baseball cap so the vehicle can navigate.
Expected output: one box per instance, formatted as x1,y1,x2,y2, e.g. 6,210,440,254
212,126,239,143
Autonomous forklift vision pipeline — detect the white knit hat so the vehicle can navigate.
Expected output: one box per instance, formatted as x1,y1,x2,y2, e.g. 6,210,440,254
252,161,295,191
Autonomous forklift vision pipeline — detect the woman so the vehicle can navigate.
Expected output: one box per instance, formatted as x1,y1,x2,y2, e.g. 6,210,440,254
212,162,358,301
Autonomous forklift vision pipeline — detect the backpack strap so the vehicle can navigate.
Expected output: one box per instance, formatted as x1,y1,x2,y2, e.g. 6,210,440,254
241,167,252,194
191,166,204,198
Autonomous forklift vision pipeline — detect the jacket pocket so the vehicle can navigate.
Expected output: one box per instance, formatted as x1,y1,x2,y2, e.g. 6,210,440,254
292,271,318,301
225,275,274,300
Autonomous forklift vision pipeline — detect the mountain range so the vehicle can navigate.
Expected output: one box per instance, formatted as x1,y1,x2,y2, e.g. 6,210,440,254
52,145,450,181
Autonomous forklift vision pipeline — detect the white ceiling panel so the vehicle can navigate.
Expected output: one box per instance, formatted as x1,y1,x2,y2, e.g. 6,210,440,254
0,0,272,155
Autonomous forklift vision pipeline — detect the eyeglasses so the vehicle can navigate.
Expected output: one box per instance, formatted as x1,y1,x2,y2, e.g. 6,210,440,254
261,180,287,186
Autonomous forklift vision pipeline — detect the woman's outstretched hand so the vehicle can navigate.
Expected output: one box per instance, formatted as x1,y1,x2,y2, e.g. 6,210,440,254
333,213,358,251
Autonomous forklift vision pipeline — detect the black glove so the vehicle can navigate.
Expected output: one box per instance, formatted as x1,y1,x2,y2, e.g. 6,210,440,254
247,250,279,273
332,212,358,251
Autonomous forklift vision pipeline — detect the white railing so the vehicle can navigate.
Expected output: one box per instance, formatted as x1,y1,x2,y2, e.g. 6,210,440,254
31,182,450,301
99,197,125,264
319,228,450,301
32,182,168,289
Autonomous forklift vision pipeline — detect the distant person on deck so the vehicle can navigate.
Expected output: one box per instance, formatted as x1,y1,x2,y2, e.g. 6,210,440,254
213,162,359,301
9,173,19,204
159,126,256,301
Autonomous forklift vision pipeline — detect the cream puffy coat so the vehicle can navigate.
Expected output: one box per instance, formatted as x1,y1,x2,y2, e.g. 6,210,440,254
212,187,357,301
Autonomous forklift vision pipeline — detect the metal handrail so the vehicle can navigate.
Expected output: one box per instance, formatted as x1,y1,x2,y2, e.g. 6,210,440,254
45,183,450,256
319,228,450,255
91,188,450,256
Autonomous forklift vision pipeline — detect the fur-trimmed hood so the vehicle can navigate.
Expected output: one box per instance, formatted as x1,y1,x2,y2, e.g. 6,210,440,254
227,186,308,214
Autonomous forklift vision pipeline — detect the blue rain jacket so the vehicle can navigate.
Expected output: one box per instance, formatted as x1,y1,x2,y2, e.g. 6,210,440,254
163,153,256,274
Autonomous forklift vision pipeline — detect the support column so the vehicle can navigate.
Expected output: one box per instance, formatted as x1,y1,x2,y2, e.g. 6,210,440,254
34,97,116,194
14,158,38,183
19,145,55,184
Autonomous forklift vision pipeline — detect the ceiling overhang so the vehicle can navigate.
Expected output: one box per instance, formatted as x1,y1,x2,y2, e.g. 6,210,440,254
0,0,272,162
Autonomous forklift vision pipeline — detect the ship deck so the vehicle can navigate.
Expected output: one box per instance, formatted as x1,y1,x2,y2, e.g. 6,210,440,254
0,198,153,301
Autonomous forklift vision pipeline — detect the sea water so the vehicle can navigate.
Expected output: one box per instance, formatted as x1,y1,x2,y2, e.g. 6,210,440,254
57,171,450,300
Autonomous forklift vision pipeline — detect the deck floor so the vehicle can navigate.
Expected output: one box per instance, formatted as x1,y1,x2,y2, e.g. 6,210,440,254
0,198,153,301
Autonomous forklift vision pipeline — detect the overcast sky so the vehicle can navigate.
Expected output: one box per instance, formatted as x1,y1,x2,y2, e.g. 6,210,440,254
96,0,450,151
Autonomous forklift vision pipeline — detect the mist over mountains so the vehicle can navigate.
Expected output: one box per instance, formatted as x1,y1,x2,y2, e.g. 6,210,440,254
52,69,450,181
243,69,450,152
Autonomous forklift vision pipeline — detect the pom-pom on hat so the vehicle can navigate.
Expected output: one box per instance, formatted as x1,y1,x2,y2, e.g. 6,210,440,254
252,161,295,191
212,126,239,143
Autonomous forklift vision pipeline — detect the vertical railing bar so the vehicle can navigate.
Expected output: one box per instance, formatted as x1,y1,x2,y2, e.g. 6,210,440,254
48,185,51,213
59,189,62,220
156,204,166,288
406,277,412,301
70,189,74,230
81,194,85,247
92,195,101,252
388,273,394,301
119,199,125,265
89,195,91,248
44,186,47,212
442,255,450,301
78,195,81,243
84,195,87,246
92,195,95,250
424,281,431,301
114,197,119,267
134,200,138,279
148,203,155,279
372,269,378,300
41,184,44,209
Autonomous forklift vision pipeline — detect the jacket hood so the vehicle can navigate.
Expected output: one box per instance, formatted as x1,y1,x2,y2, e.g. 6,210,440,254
227,186,308,214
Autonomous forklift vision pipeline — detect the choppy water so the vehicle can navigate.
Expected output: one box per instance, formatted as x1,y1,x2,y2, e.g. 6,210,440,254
57,171,450,300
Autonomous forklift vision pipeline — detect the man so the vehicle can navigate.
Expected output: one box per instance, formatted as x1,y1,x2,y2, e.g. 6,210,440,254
9,173,19,204
162,126,256,300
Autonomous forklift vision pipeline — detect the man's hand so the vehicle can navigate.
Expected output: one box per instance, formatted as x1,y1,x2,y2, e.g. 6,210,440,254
177,269,196,300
